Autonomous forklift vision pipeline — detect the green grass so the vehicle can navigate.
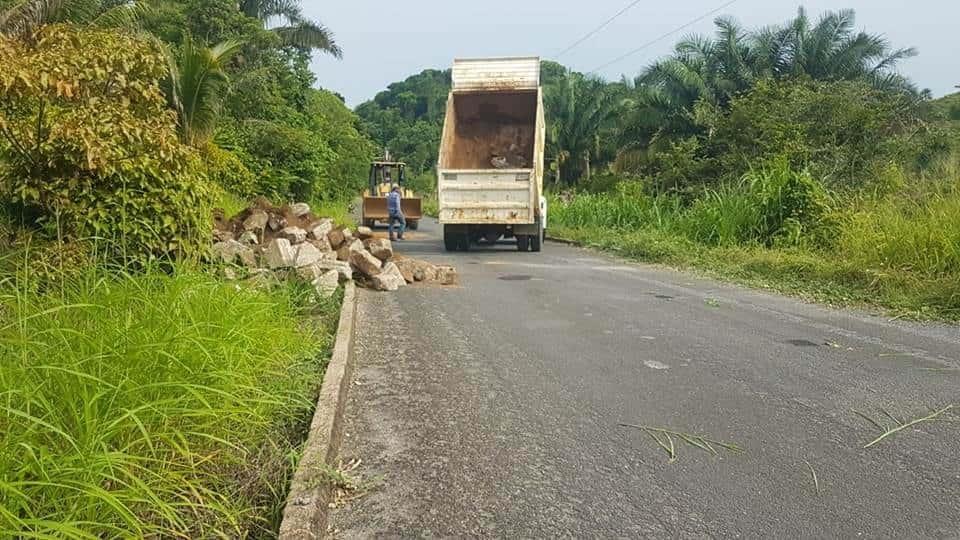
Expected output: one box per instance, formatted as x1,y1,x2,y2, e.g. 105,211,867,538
0,261,339,537
310,200,354,228
549,170,960,321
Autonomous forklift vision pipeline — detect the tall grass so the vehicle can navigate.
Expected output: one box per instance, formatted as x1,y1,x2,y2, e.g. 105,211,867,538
549,163,960,319
0,262,335,537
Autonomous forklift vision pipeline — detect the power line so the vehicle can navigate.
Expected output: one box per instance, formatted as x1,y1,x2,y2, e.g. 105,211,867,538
555,0,646,59
587,0,740,75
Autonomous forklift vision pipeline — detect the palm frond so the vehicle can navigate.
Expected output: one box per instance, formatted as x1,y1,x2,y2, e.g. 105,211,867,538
274,18,341,57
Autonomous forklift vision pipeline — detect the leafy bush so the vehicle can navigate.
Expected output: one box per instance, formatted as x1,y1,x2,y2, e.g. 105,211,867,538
0,26,212,261
0,263,333,537
201,143,257,197
713,79,935,187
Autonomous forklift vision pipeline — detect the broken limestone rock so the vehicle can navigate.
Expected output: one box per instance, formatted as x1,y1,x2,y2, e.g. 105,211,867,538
238,230,258,246
337,239,364,262
365,238,394,261
372,262,407,291
342,228,355,244
264,238,295,269
327,228,345,250
309,235,333,252
394,258,436,283
309,219,334,241
349,248,382,277
292,242,328,268
435,265,458,285
212,239,257,268
309,260,353,282
312,269,339,298
289,202,311,217
279,226,307,245
243,211,268,231
356,226,374,240
268,214,287,232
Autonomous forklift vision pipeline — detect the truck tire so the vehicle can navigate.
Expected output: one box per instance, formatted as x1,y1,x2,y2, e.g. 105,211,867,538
517,235,530,252
531,222,543,252
458,232,471,251
407,220,419,231
443,226,458,252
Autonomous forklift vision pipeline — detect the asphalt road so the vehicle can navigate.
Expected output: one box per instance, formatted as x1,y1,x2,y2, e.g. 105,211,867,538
328,219,960,538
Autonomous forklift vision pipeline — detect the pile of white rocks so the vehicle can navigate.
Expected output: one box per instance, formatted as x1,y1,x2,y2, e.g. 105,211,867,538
211,200,456,298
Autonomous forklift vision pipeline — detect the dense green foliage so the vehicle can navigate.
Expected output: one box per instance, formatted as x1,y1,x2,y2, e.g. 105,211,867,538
0,25,211,260
0,0,364,535
0,262,335,537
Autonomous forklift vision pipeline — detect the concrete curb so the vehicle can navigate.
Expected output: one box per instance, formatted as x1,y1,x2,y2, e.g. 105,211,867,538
279,282,358,539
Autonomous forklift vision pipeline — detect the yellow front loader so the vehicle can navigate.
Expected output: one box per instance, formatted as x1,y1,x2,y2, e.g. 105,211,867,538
361,161,422,230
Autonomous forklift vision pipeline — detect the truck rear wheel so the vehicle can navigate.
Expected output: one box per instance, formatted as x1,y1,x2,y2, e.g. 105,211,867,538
443,226,458,252
517,235,530,252
530,221,543,252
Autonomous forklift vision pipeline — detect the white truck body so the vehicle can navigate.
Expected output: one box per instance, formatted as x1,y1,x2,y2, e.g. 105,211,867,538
437,57,546,251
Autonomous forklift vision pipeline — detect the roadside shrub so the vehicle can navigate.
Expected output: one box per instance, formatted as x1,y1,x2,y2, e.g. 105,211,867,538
202,143,257,197
0,26,212,261
713,79,931,188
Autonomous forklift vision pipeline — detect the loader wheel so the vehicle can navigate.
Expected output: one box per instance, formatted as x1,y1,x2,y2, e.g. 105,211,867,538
408,220,419,231
517,235,530,252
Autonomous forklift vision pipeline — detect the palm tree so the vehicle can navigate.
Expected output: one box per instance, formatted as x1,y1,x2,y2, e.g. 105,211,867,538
754,8,917,91
545,74,619,184
239,0,341,57
167,37,243,146
625,8,918,143
0,0,144,40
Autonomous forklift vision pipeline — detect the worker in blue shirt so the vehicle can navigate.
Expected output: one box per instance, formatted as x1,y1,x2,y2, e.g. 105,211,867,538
387,184,405,241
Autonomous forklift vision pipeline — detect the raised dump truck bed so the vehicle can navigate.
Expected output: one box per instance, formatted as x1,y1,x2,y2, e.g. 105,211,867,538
437,57,546,252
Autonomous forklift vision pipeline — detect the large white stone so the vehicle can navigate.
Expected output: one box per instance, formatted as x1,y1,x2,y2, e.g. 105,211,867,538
212,239,256,268
349,248,383,277
365,238,394,261
289,202,311,217
309,219,334,241
279,226,307,245
264,238,295,269
292,242,326,268
313,269,340,298
372,262,407,291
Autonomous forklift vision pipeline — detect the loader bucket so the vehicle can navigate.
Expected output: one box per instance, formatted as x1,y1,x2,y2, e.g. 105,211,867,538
362,196,423,223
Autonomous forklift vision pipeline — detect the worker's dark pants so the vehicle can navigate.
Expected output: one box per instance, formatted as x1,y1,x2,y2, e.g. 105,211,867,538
388,213,406,239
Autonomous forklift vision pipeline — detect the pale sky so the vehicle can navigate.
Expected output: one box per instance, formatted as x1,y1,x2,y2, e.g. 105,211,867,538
303,1,959,106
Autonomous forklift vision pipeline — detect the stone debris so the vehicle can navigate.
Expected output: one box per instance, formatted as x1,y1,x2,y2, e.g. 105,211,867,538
327,228,345,250
356,226,374,240
365,238,394,261
243,210,268,232
279,226,307,245
372,262,406,291
264,238,295,269
238,230,258,246
289,202,311,217
349,248,383,277
211,199,457,296
337,239,364,262
312,269,340,298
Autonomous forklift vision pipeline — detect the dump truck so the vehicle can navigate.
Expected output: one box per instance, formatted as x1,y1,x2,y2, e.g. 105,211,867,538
437,56,546,252
361,160,422,230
